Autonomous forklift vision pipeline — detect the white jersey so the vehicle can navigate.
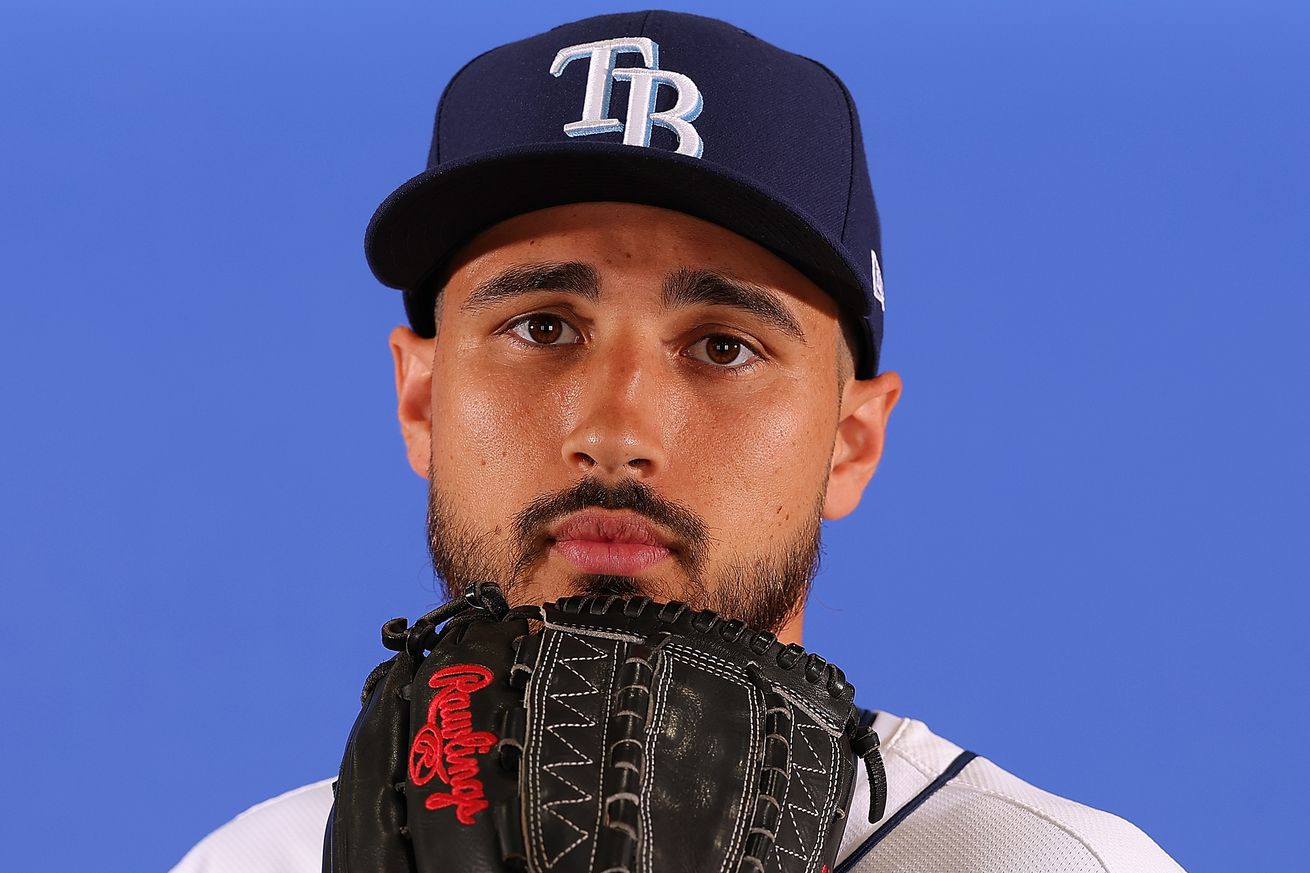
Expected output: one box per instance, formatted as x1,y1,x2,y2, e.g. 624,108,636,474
171,712,1184,873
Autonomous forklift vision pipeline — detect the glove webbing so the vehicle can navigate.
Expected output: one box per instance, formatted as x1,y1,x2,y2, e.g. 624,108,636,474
739,663,794,873
595,633,668,873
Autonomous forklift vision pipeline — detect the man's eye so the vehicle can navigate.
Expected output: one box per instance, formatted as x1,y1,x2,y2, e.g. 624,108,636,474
506,314,582,345
505,316,761,373
686,335,761,370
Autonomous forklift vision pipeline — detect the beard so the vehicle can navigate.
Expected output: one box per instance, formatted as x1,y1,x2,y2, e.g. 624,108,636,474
425,467,827,635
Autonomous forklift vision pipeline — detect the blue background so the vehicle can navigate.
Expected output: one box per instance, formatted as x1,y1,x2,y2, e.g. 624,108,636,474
1,1,1305,870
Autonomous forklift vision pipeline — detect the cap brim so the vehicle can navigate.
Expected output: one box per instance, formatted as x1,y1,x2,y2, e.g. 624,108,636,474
364,140,876,375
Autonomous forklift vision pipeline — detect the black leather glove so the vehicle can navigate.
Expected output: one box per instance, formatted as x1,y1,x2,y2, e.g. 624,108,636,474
324,582,887,873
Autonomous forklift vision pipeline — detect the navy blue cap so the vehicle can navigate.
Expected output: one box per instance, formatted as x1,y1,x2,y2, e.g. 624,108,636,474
365,10,885,377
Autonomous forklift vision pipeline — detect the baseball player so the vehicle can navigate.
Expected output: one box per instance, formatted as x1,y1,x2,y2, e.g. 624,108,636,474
173,11,1186,873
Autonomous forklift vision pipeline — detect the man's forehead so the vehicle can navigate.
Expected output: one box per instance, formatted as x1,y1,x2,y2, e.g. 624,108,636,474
453,202,757,261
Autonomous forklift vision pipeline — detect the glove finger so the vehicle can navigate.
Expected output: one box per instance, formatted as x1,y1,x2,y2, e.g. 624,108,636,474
325,650,418,873
407,615,533,870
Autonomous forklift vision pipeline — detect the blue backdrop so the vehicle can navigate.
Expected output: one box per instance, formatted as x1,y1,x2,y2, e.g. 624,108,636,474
1,2,1305,871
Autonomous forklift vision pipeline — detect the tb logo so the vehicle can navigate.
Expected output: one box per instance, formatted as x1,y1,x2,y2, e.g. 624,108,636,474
550,37,704,158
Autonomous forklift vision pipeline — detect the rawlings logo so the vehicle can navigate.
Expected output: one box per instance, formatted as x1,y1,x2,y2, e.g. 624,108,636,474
408,664,498,825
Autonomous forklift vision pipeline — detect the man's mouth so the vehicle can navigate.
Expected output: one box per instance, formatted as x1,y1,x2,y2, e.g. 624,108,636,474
550,540,673,575
548,510,675,574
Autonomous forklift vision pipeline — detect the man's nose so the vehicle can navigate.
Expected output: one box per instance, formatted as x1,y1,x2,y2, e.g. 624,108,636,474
559,337,671,479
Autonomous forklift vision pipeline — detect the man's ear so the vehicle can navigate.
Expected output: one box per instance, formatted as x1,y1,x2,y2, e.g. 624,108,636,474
389,325,436,479
823,370,903,521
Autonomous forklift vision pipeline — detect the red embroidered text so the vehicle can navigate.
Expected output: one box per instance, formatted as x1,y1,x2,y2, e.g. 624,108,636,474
408,663,497,825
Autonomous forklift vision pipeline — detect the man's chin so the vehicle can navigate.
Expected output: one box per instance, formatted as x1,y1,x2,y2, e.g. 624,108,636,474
443,569,802,637
528,571,699,608
573,574,647,598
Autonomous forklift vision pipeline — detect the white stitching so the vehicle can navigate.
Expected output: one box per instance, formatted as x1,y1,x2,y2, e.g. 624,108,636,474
771,683,844,737
773,720,841,871
640,654,673,872
545,619,646,643
585,641,617,873
528,631,608,869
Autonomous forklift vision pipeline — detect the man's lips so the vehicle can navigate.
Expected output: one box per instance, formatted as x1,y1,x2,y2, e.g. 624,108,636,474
549,510,674,547
550,541,672,574
548,510,674,574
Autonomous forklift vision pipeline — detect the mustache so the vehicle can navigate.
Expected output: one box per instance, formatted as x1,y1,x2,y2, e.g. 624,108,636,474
511,476,710,574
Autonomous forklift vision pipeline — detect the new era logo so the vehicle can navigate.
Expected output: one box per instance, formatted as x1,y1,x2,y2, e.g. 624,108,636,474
871,250,885,311
550,37,704,157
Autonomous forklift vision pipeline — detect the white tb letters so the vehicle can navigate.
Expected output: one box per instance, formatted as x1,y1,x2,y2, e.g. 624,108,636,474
550,37,704,158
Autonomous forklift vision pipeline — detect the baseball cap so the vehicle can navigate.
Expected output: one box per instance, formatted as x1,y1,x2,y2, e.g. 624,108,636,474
365,10,886,378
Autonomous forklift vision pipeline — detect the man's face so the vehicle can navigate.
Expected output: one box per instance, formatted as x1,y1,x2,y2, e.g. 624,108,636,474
391,202,900,640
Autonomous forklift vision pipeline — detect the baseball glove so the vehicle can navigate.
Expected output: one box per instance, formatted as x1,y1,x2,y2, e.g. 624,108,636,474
323,581,887,873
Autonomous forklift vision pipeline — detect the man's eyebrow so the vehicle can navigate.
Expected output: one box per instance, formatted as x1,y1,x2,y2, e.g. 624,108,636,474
663,268,807,344
459,262,600,314
459,262,806,345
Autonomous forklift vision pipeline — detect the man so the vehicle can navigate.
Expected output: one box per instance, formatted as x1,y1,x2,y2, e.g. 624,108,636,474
173,11,1184,872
